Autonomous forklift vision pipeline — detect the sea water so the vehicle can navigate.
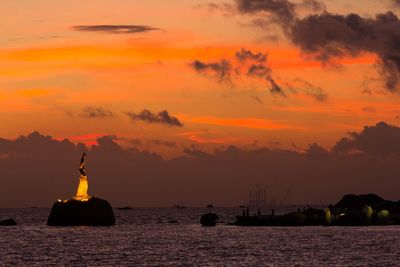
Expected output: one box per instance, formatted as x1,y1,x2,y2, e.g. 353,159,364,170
0,208,399,266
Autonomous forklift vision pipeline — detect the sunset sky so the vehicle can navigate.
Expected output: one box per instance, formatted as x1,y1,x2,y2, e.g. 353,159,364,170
1,0,399,157
2,0,400,206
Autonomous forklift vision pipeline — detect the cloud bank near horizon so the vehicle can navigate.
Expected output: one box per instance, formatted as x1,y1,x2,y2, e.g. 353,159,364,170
0,122,400,207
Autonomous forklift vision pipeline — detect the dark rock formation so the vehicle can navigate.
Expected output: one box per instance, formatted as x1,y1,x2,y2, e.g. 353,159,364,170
0,219,17,226
200,212,219,226
333,194,394,211
329,194,400,226
47,197,115,226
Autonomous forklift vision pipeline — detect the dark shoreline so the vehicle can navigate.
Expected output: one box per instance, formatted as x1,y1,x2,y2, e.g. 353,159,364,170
230,193,400,227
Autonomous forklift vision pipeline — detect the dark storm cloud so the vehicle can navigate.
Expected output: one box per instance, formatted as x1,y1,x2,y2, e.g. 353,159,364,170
333,122,400,156
79,106,113,118
290,12,400,92
1,122,400,207
195,2,234,14
233,1,400,92
72,25,159,34
235,0,296,27
189,60,232,82
235,0,325,28
125,109,183,127
297,0,325,12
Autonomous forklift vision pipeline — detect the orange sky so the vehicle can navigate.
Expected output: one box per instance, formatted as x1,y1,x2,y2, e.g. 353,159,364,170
1,0,400,157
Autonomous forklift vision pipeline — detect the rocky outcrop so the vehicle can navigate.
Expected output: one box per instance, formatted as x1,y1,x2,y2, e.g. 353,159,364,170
332,194,400,213
200,212,219,226
47,197,115,226
329,194,400,226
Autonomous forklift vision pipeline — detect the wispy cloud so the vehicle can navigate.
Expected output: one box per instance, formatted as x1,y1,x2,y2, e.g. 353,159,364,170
290,78,327,102
126,109,183,127
236,48,267,63
79,106,113,118
72,24,160,34
185,115,301,130
189,48,287,97
189,59,232,82
362,106,376,113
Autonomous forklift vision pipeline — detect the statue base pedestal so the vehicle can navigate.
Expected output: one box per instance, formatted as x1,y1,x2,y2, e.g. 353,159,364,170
47,197,115,226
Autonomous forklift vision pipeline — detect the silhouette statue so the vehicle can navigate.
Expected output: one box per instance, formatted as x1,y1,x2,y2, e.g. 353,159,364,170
79,152,86,176
47,152,115,226
75,152,90,200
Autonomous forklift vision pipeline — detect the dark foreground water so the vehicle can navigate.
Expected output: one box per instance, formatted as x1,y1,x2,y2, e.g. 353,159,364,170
0,207,399,266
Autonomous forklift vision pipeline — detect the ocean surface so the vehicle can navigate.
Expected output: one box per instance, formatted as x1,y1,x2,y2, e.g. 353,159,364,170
0,207,399,266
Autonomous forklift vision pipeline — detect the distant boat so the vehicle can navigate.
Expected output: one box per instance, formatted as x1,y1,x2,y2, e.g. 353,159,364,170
172,205,187,209
206,204,214,208
200,212,219,226
117,206,132,210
